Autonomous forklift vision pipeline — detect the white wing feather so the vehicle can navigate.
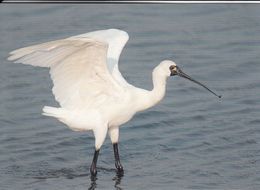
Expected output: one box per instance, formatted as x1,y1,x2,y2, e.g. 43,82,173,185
71,29,131,86
8,37,124,109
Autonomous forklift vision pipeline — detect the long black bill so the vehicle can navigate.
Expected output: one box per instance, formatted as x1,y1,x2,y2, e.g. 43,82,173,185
175,67,221,98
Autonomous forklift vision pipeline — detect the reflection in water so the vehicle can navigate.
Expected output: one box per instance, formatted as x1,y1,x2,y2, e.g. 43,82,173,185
88,171,124,190
113,171,124,190
88,176,97,190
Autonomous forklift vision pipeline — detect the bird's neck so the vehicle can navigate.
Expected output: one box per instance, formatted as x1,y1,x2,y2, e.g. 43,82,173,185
135,69,167,112
150,70,168,106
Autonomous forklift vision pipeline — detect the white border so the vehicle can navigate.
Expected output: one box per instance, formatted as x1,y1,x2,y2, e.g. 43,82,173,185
3,1,260,3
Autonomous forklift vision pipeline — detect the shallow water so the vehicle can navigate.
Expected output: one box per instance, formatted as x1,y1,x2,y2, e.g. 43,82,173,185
1,4,260,190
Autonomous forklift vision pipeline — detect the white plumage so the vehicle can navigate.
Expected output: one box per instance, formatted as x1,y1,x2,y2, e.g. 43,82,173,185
8,29,220,176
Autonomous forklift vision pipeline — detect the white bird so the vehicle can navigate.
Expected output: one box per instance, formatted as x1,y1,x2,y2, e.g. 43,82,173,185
7,29,220,176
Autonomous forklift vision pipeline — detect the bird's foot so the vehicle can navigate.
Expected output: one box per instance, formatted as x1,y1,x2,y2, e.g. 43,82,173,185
90,164,97,177
115,162,124,174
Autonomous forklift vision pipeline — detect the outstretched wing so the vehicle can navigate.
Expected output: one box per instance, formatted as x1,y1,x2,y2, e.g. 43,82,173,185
8,38,124,109
71,29,131,87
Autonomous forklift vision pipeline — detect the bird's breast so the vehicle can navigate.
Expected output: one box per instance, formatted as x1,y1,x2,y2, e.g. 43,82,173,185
93,88,141,128
103,93,136,127
108,111,134,128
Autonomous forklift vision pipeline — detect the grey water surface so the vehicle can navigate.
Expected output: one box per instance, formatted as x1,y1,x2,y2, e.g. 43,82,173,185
1,4,260,190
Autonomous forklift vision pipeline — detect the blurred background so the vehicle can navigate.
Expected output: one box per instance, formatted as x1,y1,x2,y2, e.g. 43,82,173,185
0,4,260,190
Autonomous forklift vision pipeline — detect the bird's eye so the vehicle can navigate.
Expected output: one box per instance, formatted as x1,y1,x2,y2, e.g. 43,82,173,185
169,65,175,70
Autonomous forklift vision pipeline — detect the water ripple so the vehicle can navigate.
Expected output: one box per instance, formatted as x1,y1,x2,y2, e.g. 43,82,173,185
1,4,260,190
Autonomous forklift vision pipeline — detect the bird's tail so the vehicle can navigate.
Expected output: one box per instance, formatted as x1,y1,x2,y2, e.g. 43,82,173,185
42,106,86,132
42,106,67,119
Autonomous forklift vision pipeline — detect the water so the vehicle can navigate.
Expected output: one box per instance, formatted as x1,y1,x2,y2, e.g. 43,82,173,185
1,4,260,190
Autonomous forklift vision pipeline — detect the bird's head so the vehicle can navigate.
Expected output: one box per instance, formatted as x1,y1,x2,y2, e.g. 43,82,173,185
159,60,221,98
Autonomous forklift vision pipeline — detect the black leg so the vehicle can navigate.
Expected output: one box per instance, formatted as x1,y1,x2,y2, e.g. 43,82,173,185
113,143,124,173
90,149,100,176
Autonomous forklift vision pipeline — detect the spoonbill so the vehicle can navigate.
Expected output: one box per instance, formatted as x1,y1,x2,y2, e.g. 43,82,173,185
7,29,221,176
